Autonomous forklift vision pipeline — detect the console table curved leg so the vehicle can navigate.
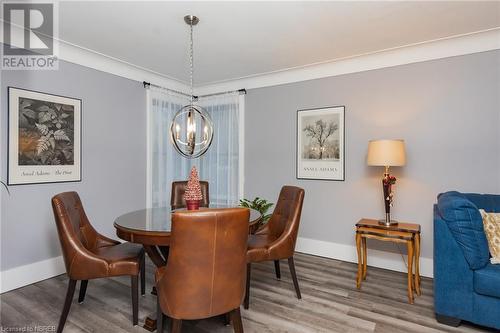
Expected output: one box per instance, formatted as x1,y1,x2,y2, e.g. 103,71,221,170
362,238,367,280
414,234,421,296
407,240,414,304
355,232,363,289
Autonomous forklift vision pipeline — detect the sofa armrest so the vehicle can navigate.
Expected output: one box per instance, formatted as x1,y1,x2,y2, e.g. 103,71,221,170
434,205,474,318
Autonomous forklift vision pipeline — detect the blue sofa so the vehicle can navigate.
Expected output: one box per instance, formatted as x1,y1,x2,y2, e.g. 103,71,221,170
434,191,500,330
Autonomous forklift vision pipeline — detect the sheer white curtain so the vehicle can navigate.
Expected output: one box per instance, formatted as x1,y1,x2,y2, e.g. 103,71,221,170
198,93,242,205
147,88,243,208
148,89,190,208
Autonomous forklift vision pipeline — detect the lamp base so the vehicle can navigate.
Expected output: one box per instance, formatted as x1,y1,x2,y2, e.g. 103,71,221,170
378,219,398,226
378,213,398,226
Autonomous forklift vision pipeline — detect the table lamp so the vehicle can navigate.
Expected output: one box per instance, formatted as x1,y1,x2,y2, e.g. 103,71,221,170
367,139,406,226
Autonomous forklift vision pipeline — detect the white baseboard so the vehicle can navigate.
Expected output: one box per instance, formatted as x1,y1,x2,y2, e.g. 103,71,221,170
296,237,433,278
0,256,65,294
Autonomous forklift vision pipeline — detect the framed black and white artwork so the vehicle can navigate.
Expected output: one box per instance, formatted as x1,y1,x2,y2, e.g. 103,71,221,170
8,87,82,185
296,106,345,181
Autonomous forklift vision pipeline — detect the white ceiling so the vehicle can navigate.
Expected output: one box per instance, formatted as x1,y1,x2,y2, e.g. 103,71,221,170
59,1,500,86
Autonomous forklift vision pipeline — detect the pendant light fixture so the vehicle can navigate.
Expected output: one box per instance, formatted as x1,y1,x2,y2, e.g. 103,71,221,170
170,15,214,158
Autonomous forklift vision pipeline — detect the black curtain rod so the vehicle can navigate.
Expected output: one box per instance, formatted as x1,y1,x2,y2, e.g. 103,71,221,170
143,81,194,98
143,81,246,99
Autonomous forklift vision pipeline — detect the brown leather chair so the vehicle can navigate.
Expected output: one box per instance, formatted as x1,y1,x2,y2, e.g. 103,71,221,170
51,192,145,332
155,208,250,333
171,180,209,210
244,186,305,309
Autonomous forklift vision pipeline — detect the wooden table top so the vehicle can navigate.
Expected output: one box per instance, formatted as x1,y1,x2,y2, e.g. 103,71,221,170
114,205,262,246
356,218,420,233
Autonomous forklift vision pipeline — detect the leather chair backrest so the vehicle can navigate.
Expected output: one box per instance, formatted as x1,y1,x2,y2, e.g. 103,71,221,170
171,181,209,210
52,192,102,277
267,186,305,252
157,208,249,319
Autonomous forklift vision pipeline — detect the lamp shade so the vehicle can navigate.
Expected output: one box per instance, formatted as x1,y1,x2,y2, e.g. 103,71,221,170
367,139,406,166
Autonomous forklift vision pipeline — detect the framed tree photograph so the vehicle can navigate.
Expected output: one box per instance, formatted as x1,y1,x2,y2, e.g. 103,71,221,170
297,106,345,181
8,87,82,185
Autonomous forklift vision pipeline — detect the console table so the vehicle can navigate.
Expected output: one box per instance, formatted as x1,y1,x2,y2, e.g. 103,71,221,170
355,218,421,304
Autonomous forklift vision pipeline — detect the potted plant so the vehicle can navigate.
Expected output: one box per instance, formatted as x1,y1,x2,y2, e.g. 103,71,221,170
239,197,273,232
184,166,203,210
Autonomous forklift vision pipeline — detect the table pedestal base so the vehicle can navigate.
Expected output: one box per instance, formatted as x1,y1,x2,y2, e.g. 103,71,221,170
142,245,169,331
143,316,157,332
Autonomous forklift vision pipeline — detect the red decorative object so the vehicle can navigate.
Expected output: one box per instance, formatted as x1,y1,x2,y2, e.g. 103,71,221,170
184,166,203,210
382,173,397,218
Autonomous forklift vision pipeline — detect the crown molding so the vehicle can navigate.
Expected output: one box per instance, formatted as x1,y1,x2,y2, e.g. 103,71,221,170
3,22,498,96
58,40,191,94
194,28,500,96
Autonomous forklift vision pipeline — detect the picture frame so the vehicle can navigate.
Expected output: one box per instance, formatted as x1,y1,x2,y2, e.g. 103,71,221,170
296,106,345,181
8,87,82,185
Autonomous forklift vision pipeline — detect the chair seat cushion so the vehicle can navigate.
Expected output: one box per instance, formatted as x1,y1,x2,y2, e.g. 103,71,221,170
93,242,143,276
247,233,278,262
474,264,500,298
437,191,490,270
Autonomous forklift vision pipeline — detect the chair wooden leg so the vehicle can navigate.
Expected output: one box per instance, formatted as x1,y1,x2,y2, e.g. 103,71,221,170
274,260,281,280
57,279,77,333
288,257,301,299
140,254,146,296
230,308,244,333
244,263,251,309
223,313,231,326
157,297,164,333
131,275,138,325
78,280,88,304
171,319,182,333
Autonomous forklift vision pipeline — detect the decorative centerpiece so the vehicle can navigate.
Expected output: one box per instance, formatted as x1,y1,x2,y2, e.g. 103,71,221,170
184,166,203,210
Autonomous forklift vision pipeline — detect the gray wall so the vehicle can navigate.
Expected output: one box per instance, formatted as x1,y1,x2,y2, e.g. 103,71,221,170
245,50,500,259
1,60,146,270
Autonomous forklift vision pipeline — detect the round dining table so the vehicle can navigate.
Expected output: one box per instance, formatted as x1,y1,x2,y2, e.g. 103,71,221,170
113,205,262,331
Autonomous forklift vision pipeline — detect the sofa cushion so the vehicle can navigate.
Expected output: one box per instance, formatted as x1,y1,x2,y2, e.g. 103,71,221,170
474,264,500,298
479,210,500,264
466,194,500,213
437,191,490,270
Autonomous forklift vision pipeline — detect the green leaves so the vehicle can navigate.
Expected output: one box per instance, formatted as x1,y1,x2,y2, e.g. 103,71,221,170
239,197,274,223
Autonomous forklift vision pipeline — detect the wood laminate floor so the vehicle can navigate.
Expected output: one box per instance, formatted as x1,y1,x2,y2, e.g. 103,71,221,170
0,253,495,333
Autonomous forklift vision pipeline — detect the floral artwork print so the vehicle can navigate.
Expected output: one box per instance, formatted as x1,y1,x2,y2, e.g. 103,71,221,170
18,97,74,166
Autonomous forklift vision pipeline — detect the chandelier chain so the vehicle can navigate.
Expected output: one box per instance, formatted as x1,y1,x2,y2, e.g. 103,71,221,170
189,22,194,104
